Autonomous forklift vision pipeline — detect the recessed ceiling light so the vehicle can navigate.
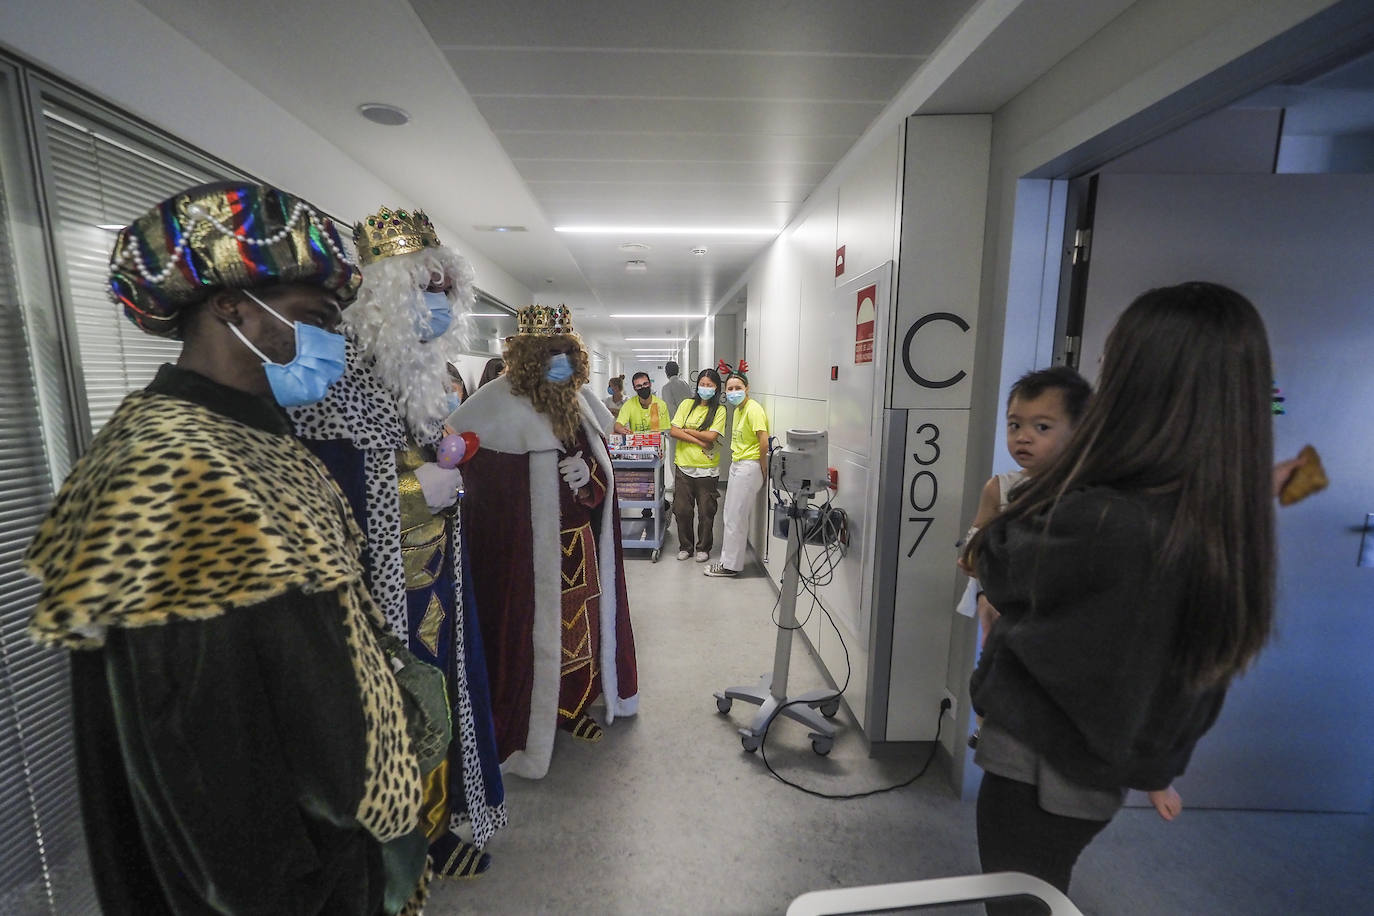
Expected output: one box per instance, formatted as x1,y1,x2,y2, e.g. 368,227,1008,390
473,225,528,233
96,223,125,231
625,260,648,272
619,242,652,252
358,103,410,126
555,225,778,236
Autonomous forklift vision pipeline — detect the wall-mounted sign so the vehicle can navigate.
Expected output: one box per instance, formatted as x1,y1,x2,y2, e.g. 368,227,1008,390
900,311,969,388
855,283,876,364
883,408,970,739
886,114,989,411
835,245,846,277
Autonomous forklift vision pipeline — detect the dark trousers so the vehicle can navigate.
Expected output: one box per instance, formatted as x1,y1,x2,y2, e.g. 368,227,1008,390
672,469,719,552
976,772,1111,915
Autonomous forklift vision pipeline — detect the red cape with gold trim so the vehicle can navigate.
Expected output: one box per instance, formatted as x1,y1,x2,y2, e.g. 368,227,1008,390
449,377,638,778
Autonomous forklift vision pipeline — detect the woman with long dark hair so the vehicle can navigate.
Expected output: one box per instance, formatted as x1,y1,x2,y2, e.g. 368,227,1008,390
478,356,504,388
966,282,1276,911
668,368,726,562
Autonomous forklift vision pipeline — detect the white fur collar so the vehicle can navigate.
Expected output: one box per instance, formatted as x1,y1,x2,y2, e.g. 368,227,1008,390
447,376,614,454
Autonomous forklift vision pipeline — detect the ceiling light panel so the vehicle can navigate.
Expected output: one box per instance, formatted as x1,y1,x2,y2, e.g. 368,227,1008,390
555,225,779,236
610,313,708,319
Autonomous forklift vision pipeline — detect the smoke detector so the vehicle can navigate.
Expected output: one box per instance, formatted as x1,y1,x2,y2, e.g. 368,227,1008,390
357,103,410,126
625,260,648,272
691,246,708,256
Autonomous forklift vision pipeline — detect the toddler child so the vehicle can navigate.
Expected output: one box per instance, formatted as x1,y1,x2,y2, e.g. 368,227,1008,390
958,365,1182,821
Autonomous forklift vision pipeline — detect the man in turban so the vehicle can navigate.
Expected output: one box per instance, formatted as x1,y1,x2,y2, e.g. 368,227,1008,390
290,206,505,878
24,183,429,914
448,305,638,778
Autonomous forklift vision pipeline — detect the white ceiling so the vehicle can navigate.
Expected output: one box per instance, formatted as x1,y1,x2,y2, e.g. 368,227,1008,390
414,0,985,354
135,0,1128,361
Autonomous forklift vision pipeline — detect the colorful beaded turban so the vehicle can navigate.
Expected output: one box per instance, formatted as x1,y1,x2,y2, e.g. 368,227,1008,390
109,182,361,338
516,304,574,336
353,206,441,266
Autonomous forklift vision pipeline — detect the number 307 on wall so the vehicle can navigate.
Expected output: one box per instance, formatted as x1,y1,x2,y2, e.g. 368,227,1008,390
899,411,967,567
907,422,940,557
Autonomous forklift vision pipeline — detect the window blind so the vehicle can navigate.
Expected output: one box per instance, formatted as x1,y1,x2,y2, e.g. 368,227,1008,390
2,90,360,914
0,145,95,916
42,108,215,435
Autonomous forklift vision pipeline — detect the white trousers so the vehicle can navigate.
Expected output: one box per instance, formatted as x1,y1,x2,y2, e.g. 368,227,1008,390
720,460,763,571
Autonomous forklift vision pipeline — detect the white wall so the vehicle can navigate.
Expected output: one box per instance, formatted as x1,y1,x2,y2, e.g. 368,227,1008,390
723,130,902,732
0,0,532,310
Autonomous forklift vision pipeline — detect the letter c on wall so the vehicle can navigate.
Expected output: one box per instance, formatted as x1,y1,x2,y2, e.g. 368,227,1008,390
901,312,970,389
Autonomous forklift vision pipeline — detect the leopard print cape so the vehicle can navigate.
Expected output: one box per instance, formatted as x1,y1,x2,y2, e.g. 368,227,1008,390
24,390,422,842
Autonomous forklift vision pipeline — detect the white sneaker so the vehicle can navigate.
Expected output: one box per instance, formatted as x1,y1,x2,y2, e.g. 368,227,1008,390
676,550,690,561
704,563,738,577
694,551,709,563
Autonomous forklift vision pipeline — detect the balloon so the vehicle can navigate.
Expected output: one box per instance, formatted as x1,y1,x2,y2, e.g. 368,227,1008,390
437,431,480,469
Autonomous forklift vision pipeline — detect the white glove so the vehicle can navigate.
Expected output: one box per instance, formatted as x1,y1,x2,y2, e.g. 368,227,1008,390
558,451,592,492
413,461,463,513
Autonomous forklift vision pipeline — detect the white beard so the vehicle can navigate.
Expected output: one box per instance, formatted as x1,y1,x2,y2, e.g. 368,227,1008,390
344,247,476,440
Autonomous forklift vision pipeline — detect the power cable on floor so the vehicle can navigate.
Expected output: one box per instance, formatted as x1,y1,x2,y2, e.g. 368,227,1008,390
754,489,947,799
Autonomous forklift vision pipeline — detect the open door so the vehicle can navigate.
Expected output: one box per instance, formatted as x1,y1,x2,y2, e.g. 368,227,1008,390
1079,172,1374,812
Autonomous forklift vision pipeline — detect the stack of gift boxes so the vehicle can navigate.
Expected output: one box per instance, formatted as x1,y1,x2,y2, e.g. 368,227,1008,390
608,432,663,453
609,433,662,502
615,469,657,502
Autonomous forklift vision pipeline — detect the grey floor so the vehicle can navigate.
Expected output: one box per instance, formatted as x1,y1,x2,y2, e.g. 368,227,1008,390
432,506,1374,915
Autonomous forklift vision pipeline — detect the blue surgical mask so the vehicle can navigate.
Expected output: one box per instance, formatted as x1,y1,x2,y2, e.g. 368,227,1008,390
447,391,463,412
697,385,716,401
725,390,746,407
545,353,574,383
418,290,452,342
230,291,346,407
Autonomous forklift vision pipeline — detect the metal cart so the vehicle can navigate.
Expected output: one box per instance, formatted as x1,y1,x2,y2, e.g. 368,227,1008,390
611,434,666,561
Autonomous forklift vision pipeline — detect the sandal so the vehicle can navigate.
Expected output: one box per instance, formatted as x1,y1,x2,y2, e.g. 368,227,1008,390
430,831,491,879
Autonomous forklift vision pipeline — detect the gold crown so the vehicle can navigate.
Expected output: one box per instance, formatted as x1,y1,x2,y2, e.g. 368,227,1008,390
516,303,575,336
354,206,441,266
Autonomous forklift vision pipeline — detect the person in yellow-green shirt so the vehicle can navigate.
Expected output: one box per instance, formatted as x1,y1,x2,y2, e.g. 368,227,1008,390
706,369,770,577
668,368,726,562
615,372,670,434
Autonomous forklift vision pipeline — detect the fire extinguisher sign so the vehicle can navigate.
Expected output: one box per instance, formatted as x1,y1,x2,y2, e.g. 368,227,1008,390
854,283,876,364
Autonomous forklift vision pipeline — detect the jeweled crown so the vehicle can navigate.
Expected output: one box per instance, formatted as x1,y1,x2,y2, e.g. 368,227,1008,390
354,206,441,266
516,303,574,336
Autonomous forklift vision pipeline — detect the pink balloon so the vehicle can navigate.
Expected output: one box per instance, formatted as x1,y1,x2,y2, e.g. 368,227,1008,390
436,433,468,469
